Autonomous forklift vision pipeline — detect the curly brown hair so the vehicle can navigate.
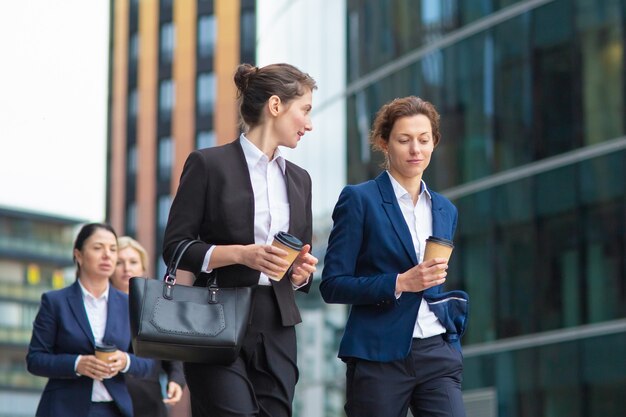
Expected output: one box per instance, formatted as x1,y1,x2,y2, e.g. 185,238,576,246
370,96,441,168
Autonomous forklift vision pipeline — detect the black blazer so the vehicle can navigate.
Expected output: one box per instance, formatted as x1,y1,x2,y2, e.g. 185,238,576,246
163,139,313,326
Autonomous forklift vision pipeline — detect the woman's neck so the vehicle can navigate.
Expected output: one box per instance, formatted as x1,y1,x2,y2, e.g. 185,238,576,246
389,171,423,204
245,126,278,159
79,276,108,298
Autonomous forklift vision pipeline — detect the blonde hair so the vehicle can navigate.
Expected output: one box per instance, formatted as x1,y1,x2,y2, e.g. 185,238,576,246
117,236,149,272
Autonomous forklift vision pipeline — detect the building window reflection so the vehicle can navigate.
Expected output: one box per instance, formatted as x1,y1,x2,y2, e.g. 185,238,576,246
198,15,216,59
160,22,175,64
196,130,215,149
197,72,215,116
159,79,175,120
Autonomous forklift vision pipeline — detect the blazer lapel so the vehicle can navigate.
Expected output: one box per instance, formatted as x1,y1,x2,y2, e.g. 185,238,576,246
103,287,121,344
285,164,306,234
376,173,418,265
232,140,256,242
67,281,95,347
430,191,452,240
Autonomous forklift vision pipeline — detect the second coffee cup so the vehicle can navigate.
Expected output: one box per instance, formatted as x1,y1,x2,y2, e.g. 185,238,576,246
270,231,303,281
94,343,118,364
423,236,454,262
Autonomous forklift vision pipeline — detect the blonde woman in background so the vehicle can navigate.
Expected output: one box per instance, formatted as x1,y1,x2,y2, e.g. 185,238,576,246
110,236,186,417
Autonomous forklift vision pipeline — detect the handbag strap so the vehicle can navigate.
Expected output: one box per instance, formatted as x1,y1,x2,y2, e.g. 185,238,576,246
163,240,202,285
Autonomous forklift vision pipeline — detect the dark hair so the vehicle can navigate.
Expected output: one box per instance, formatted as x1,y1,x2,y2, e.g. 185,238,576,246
370,96,441,167
234,63,317,130
73,223,117,279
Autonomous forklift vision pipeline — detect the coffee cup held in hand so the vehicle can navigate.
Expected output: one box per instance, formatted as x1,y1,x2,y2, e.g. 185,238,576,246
270,231,303,281
423,236,454,263
94,343,117,364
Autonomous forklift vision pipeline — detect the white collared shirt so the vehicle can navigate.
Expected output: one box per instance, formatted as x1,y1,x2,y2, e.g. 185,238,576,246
388,172,446,339
202,134,290,285
76,279,114,402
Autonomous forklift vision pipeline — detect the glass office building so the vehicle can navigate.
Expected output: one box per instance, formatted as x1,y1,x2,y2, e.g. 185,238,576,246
344,0,626,416
0,208,80,417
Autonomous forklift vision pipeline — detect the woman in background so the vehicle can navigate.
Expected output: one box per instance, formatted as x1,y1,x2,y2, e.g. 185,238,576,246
111,236,186,417
27,223,153,417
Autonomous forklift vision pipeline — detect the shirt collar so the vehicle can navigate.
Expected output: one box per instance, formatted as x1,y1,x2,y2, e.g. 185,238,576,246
77,278,109,302
386,171,431,201
240,134,286,174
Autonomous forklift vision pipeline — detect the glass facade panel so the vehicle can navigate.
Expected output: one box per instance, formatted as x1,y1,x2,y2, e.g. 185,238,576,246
158,136,173,181
198,15,216,59
160,22,175,64
464,332,626,417
197,72,215,116
159,79,175,120
196,130,215,149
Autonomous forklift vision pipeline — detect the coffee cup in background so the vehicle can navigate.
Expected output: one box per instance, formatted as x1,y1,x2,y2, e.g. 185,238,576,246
94,343,118,364
423,236,454,263
269,231,303,281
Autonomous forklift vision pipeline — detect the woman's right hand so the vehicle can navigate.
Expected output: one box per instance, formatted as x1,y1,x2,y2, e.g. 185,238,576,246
76,355,114,381
395,257,448,294
239,244,291,278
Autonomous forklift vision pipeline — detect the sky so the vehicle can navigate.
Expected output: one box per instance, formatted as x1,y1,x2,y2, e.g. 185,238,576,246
0,1,110,222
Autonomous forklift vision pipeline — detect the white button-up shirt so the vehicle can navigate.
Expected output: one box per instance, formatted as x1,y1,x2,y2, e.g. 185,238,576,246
77,279,114,402
388,172,446,339
202,135,290,285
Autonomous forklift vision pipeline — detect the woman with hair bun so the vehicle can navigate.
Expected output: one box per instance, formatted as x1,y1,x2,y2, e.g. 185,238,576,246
162,63,319,417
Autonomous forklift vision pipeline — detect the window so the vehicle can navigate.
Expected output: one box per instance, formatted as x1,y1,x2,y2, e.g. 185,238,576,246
127,145,137,175
196,130,215,149
160,22,175,63
159,79,175,119
128,89,139,120
158,136,173,180
198,15,216,58
157,195,172,230
129,32,139,64
197,73,215,115
126,202,137,236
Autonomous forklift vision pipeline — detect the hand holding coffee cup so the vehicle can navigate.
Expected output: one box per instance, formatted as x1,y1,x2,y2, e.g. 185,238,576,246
94,343,121,378
269,232,304,281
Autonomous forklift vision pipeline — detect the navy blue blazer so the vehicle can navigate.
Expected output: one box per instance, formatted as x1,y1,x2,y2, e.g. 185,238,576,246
320,172,462,362
27,281,154,417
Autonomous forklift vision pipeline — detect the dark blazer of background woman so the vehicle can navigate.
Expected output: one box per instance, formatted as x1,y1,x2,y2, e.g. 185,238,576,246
126,359,185,417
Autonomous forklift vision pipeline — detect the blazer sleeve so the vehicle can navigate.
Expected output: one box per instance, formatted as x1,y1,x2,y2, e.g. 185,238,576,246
163,150,213,273
162,360,186,388
319,186,398,306
26,293,80,379
125,353,156,378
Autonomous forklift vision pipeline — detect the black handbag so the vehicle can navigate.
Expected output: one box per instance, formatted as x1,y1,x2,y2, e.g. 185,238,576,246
129,240,253,364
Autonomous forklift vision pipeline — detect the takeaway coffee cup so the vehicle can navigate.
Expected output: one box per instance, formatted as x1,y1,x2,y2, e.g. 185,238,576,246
94,343,117,364
270,231,303,281
423,236,454,262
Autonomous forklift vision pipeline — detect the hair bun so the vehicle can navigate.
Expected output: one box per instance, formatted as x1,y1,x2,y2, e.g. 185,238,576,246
234,63,258,95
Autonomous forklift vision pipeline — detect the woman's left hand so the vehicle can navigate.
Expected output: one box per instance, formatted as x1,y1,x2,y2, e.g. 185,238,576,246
104,350,128,378
289,244,318,286
163,381,184,405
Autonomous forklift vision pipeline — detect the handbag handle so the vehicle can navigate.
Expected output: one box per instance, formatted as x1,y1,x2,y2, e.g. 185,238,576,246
163,239,202,285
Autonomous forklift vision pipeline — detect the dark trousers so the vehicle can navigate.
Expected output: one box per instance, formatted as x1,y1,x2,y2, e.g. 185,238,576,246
184,286,298,417
345,335,466,417
87,402,124,417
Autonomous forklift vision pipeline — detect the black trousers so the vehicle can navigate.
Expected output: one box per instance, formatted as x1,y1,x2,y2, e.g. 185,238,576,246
87,402,124,417
345,335,466,417
184,286,298,417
